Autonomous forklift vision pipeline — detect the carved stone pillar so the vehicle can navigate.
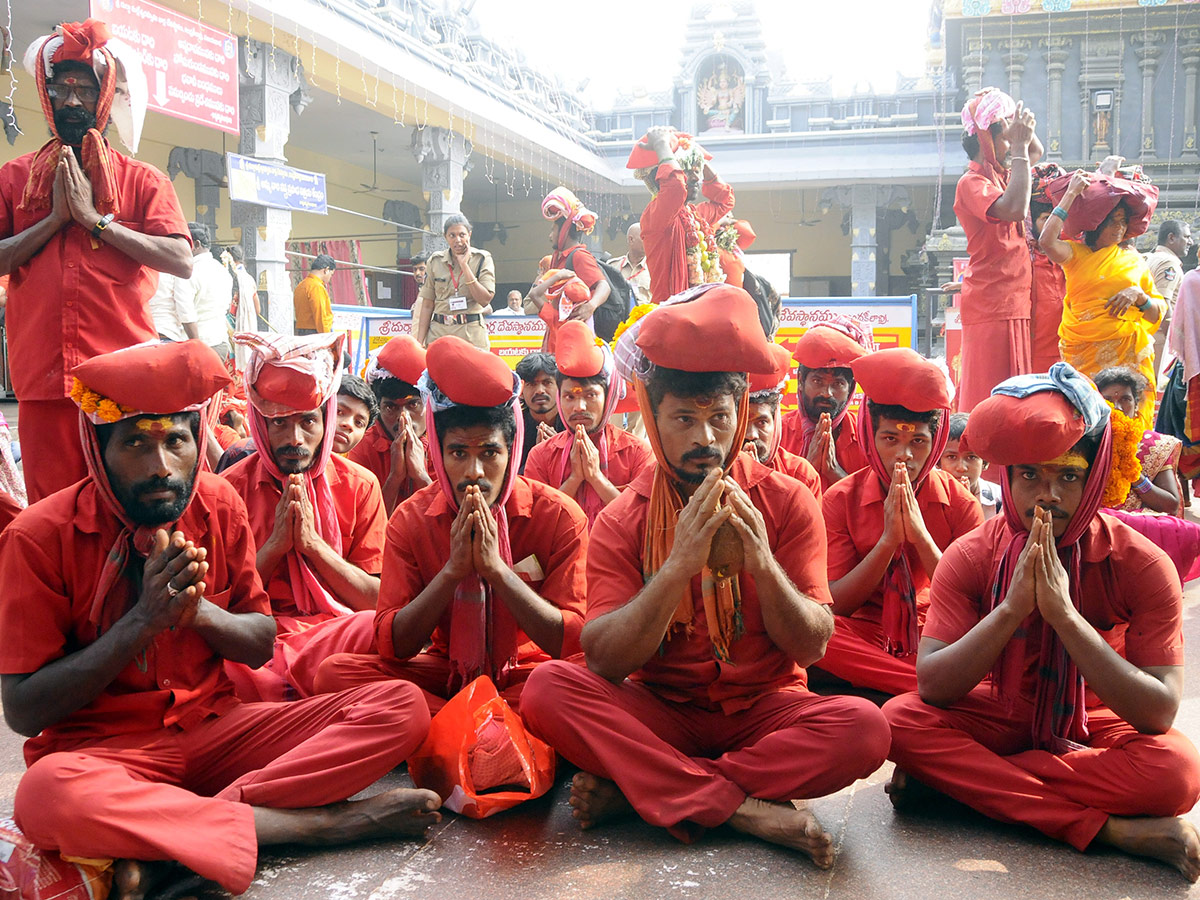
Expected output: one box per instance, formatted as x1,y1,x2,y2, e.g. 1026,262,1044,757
166,148,224,231
961,40,989,98
999,39,1030,101
1078,37,1124,163
824,185,881,297
1182,33,1200,159
1042,38,1071,162
232,38,307,335
1134,31,1164,160
411,127,473,254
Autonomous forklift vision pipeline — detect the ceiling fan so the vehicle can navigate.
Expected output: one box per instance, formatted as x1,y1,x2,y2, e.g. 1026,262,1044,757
354,132,411,195
474,182,522,245
777,193,822,227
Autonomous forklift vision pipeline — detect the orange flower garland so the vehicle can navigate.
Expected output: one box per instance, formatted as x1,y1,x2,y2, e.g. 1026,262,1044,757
1101,403,1143,508
610,302,656,348
69,377,136,424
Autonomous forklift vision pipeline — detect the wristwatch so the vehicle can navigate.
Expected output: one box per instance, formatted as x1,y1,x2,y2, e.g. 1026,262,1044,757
91,213,115,239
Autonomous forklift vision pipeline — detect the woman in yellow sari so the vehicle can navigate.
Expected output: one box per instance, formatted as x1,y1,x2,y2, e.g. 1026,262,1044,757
1040,170,1165,430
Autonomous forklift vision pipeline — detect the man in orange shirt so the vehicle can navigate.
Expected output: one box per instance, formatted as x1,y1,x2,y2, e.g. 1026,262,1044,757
524,321,652,528
1,20,193,502
741,342,822,500
222,333,386,701
314,336,589,715
885,368,1200,881
521,284,890,867
293,254,335,334
814,349,982,696
779,321,873,488
0,341,439,898
348,335,433,513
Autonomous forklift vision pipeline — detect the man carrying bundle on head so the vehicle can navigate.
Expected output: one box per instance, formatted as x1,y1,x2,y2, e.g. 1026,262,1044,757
885,363,1200,881
524,320,652,528
779,319,874,489
630,127,733,302
314,336,588,715
813,348,982,696
0,340,440,900
348,336,433,514
520,283,890,868
221,333,386,701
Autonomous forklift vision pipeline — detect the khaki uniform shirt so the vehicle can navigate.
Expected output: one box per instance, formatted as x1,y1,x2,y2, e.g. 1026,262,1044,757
418,247,496,349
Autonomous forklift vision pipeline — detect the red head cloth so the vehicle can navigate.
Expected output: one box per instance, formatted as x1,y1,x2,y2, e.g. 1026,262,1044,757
69,340,228,633
626,130,712,170
967,382,1114,755
371,335,426,386
1043,171,1159,241
636,283,775,374
554,321,626,523
748,342,792,397
853,348,954,658
792,324,871,371
536,270,591,354
236,331,348,618
961,87,1016,181
420,336,525,692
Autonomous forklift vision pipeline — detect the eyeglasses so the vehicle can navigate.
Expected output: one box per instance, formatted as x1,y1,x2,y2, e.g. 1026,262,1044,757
46,84,100,103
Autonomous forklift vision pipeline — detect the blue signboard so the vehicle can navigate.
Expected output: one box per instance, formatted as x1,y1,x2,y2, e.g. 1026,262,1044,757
227,153,328,214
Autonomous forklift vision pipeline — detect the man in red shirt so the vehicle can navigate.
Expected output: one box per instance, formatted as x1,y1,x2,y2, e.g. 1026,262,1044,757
814,349,982,696
779,321,873,488
348,335,432,513
314,336,589,715
954,87,1042,411
525,321,652,527
629,127,733,302
1,20,193,502
0,341,439,898
741,342,822,500
521,284,890,867
222,333,386,701
885,369,1200,881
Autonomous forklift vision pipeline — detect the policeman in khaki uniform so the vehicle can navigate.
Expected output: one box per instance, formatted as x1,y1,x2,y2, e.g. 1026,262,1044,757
413,215,496,350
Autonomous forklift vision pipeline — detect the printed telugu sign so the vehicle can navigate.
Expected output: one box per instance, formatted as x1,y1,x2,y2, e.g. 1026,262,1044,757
92,0,239,134
227,154,328,215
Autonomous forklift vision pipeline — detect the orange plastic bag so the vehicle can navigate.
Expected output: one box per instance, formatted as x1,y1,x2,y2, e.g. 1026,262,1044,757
0,818,112,900
408,675,555,819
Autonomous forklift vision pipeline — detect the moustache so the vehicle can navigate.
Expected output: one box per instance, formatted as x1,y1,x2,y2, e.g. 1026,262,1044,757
681,447,723,464
1026,506,1070,519
456,479,494,496
277,445,311,458
131,475,188,499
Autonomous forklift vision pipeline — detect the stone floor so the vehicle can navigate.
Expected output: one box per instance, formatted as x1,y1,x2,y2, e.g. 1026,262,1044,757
2,398,1200,898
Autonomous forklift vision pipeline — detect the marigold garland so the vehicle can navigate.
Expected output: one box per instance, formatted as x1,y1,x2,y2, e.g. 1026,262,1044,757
69,378,136,423
610,302,656,348
1102,403,1143,508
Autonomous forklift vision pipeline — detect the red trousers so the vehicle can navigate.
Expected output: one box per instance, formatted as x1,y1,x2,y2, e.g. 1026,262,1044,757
314,650,536,715
226,610,376,702
14,682,430,895
883,688,1200,850
958,318,1032,413
810,615,918,696
520,660,891,842
19,398,87,503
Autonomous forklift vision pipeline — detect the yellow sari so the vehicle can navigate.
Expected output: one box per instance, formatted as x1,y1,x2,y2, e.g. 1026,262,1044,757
1059,241,1163,430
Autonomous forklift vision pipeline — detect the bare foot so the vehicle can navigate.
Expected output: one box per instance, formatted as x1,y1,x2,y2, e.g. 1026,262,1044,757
568,772,632,830
884,769,938,811
1096,815,1200,882
255,787,443,847
727,797,835,869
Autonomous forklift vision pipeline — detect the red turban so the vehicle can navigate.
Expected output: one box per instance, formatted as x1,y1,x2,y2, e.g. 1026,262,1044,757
626,130,711,170
748,343,792,396
374,335,427,385
71,340,231,422
636,284,774,374
963,391,1087,467
426,336,518,408
852,348,952,412
792,325,870,370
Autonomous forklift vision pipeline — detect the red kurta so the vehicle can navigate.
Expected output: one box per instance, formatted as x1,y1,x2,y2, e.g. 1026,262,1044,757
816,467,983,694
522,423,653,527
1031,249,1067,374
640,164,734,303
885,513,1200,850
954,161,1033,411
768,447,823,501
346,421,433,503
0,472,429,893
314,476,589,714
520,454,890,840
778,408,869,481
220,453,387,698
0,149,189,500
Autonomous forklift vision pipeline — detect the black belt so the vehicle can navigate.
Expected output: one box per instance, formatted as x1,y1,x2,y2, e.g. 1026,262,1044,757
433,313,483,325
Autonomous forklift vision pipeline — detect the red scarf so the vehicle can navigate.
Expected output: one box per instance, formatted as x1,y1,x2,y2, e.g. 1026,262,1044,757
858,401,950,656
986,423,1113,754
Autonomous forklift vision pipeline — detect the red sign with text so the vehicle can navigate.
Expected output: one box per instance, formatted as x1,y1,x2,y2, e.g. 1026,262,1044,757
91,0,239,134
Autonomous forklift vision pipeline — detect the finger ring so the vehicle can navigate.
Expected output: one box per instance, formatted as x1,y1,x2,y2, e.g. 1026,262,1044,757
166,585,180,598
